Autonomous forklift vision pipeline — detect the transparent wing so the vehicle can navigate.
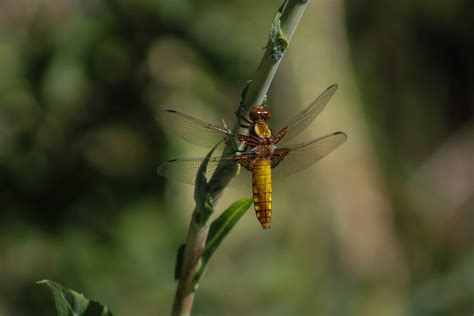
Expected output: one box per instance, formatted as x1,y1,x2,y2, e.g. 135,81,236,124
157,156,251,187
272,131,347,179
277,84,338,144
156,109,233,148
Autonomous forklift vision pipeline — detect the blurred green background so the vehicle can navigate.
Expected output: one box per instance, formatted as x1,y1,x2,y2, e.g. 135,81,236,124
0,0,473,315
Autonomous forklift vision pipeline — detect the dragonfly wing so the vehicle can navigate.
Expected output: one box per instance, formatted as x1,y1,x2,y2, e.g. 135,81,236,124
157,156,251,187
277,84,338,145
156,110,232,148
272,131,347,179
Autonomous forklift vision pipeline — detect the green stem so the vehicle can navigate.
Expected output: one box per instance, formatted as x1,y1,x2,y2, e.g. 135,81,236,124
171,1,309,316
241,0,309,115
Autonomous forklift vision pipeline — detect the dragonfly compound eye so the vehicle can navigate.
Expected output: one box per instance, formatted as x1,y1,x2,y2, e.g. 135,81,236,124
249,105,272,122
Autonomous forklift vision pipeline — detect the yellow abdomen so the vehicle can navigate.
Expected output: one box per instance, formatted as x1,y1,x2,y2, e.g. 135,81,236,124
252,158,272,229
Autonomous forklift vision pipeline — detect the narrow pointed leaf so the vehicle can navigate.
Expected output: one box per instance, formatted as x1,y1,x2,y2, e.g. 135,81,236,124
174,243,186,281
269,0,289,61
239,80,252,108
193,145,218,226
37,280,113,316
192,197,253,287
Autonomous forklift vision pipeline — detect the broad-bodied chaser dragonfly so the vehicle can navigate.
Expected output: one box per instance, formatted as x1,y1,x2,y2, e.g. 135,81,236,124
157,84,347,229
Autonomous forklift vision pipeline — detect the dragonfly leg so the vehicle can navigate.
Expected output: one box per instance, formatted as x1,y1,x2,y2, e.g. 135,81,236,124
233,152,256,171
233,148,248,153
235,134,260,147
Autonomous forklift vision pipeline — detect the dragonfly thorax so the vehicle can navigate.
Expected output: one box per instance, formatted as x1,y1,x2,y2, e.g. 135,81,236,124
254,143,274,158
254,121,272,138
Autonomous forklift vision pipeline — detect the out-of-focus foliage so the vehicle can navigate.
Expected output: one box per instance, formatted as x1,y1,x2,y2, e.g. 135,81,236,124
0,0,472,316
345,2,474,315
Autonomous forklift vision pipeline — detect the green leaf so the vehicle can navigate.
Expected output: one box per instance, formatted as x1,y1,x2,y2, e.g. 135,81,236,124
193,145,217,227
239,79,252,108
37,280,113,316
268,0,289,62
192,197,253,288
174,243,186,281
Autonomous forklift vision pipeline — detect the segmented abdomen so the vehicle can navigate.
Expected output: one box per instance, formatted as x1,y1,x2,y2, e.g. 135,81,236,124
252,158,272,229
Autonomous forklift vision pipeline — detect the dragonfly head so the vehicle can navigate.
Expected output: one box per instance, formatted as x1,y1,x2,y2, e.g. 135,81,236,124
249,105,272,122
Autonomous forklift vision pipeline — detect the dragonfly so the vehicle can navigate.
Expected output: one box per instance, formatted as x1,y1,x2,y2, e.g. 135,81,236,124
157,84,347,229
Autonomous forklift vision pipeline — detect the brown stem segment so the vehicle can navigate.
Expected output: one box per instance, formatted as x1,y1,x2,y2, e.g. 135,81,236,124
171,211,210,316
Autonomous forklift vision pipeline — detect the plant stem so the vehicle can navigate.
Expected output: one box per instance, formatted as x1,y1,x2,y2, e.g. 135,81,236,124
240,0,309,115
171,212,209,316
171,1,309,315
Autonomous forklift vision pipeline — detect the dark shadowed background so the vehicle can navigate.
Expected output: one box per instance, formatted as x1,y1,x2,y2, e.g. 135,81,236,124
0,0,472,315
